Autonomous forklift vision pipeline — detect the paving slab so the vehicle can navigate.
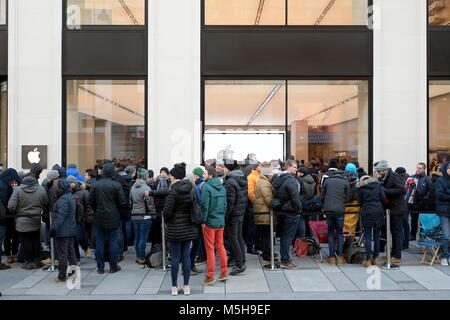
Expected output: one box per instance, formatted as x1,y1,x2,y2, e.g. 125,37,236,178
263,271,293,293
24,273,72,296
0,270,34,291
284,269,336,292
226,265,270,293
90,269,148,295
340,266,403,291
400,266,450,290
11,271,50,289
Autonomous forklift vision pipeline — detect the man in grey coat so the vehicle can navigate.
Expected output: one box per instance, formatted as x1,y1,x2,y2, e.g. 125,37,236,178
8,175,49,269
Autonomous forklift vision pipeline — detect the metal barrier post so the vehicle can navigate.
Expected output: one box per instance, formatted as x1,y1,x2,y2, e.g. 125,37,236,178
44,213,56,272
158,214,169,271
263,211,280,271
381,209,399,270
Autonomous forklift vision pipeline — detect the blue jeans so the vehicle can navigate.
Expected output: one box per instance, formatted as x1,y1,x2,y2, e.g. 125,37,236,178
279,215,300,264
402,212,410,248
0,225,6,262
190,227,205,269
170,241,191,287
95,227,120,271
326,214,345,257
440,216,450,259
364,226,381,260
133,219,152,259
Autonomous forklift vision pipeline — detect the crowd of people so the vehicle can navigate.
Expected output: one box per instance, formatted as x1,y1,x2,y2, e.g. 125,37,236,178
0,155,449,296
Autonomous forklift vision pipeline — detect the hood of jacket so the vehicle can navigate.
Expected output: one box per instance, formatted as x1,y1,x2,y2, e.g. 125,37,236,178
273,172,294,189
329,170,346,180
195,177,205,186
57,166,67,178
206,178,224,192
357,176,379,189
229,170,247,188
345,163,357,174
66,168,81,178
302,174,315,185
56,179,72,198
441,161,450,180
0,168,21,185
171,179,192,195
21,176,39,193
102,163,116,178
133,178,147,189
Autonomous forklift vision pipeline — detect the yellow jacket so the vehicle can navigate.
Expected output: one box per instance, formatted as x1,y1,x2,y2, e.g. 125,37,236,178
247,170,261,203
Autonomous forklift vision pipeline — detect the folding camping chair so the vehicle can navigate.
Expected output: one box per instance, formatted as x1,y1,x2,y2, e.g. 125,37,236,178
418,214,442,266
309,220,337,263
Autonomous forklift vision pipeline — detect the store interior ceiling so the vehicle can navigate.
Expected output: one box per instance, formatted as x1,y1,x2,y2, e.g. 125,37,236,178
205,81,362,128
430,84,450,99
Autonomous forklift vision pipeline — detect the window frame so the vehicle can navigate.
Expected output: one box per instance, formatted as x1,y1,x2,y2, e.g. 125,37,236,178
62,75,148,169
63,0,148,30
201,76,373,171
0,0,7,25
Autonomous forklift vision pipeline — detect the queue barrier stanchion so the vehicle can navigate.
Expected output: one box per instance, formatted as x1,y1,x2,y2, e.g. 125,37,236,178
381,209,399,270
158,214,170,272
44,212,56,272
263,210,280,271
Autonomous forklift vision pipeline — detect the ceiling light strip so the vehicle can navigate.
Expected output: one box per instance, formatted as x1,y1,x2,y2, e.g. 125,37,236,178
314,0,337,26
118,0,139,25
78,85,145,119
247,84,283,126
255,0,266,25
301,95,358,121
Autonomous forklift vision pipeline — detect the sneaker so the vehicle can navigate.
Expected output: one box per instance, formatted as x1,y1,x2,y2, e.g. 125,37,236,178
85,249,91,258
41,258,52,265
136,258,145,265
97,269,105,274
195,257,207,265
183,285,190,296
280,262,297,270
337,256,347,266
54,277,66,283
362,259,372,268
247,248,259,255
227,261,235,268
191,267,203,275
382,256,402,264
217,273,228,282
0,263,11,270
230,267,246,276
441,259,449,266
109,266,122,273
327,257,337,265
171,286,178,296
203,276,216,286
6,256,14,264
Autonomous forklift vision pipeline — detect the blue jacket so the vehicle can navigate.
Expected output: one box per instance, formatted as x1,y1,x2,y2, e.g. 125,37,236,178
51,180,77,237
436,162,450,217
194,177,205,205
66,168,86,183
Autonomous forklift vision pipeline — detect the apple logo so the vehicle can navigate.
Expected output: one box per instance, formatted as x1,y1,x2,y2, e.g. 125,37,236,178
27,148,41,164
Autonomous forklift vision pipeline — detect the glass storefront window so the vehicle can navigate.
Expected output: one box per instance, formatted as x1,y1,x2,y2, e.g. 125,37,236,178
429,0,450,26
0,81,7,168
205,0,286,25
0,0,6,24
204,0,368,26
288,0,368,25
204,80,286,162
67,0,145,25
288,80,369,170
429,80,450,171
66,79,145,173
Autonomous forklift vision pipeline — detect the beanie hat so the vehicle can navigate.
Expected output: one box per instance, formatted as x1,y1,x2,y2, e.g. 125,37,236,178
137,168,149,180
193,167,204,177
67,163,77,169
298,167,309,176
328,158,338,170
30,163,43,180
47,170,59,181
374,160,390,171
169,163,186,180
395,167,406,175
224,159,238,172
125,166,136,176
66,175,78,185
160,167,170,175
148,170,154,179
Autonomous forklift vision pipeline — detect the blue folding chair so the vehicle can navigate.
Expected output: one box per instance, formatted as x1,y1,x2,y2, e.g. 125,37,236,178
418,214,442,266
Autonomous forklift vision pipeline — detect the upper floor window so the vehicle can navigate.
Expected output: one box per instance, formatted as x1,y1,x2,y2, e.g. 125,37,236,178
67,0,145,26
204,0,368,26
0,0,6,25
429,0,450,26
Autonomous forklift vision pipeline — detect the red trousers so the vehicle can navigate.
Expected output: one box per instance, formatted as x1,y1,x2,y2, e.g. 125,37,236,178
202,225,228,278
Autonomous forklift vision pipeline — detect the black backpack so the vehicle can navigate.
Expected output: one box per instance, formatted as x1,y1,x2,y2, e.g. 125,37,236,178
304,237,320,256
144,243,163,268
75,197,85,225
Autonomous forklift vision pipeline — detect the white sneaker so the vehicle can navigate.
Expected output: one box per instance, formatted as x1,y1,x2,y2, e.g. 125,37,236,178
183,285,190,295
171,286,178,296
441,259,449,266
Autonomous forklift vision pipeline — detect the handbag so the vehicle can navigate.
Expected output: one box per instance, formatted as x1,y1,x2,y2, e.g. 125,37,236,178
190,190,202,225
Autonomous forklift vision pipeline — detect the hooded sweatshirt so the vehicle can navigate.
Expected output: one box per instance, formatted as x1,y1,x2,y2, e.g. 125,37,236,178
51,180,76,237
8,176,49,232
130,178,153,220
436,161,450,217
201,178,227,228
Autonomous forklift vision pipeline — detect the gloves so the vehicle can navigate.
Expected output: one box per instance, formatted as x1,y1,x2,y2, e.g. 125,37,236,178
49,229,56,238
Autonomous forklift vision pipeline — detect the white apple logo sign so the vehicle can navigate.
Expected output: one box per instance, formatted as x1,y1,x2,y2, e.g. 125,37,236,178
27,148,40,164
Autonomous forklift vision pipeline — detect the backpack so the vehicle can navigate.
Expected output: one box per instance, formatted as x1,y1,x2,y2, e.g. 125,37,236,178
144,243,163,268
75,197,84,225
302,196,323,213
304,237,320,256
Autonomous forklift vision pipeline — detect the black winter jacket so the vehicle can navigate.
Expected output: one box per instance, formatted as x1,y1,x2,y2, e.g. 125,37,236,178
163,179,198,242
150,178,171,215
356,177,386,228
89,163,128,229
379,169,407,215
72,183,92,224
0,169,20,225
320,170,351,214
224,170,248,221
273,173,302,216
51,180,77,238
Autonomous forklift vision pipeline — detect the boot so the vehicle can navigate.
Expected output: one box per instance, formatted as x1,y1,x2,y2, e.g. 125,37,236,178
337,256,347,266
362,259,372,268
371,257,379,266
